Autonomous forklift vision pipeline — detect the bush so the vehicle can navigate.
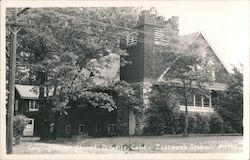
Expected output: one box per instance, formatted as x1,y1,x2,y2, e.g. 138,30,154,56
13,114,29,145
144,110,228,135
209,113,224,133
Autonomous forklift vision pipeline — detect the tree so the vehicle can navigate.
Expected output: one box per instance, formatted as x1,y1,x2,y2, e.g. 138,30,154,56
159,40,214,136
6,7,140,140
87,80,140,136
144,83,179,135
216,66,243,133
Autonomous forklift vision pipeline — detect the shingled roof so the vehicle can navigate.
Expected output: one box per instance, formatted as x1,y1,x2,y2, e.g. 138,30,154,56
157,32,230,85
178,32,201,49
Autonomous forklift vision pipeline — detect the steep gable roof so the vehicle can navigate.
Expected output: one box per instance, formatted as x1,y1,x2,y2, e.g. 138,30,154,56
158,32,230,83
178,32,200,49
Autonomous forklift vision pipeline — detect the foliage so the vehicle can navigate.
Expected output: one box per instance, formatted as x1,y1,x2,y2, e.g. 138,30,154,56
87,80,140,136
157,34,215,136
144,82,226,135
216,67,243,133
144,110,225,135
209,113,224,133
13,114,29,145
6,7,141,139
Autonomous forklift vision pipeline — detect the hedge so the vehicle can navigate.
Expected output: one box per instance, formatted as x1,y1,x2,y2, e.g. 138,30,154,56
144,111,227,135
13,114,29,145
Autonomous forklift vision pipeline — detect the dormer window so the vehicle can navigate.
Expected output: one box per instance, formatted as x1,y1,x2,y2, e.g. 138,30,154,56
126,31,137,47
155,27,168,45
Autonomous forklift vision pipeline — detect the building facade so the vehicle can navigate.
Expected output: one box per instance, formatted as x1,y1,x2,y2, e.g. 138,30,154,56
120,8,230,135
15,8,230,137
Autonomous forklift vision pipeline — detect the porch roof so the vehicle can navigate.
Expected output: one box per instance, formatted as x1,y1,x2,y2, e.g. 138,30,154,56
15,84,54,99
15,84,39,99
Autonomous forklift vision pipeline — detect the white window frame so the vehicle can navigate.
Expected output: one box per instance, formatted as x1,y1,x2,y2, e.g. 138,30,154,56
65,125,71,134
179,93,213,112
28,100,38,111
155,27,168,46
79,124,85,134
126,31,137,46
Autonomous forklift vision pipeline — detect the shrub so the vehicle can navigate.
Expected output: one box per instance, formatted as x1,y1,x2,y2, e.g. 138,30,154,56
13,114,29,145
144,114,165,136
209,113,224,133
195,113,210,134
144,109,228,135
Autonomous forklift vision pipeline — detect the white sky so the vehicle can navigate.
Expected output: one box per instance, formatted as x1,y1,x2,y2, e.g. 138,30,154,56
141,1,249,70
1,1,249,70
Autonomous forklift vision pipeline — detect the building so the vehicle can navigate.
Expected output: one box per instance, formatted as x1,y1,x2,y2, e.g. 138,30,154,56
15,8,230,137
15,84,118,137
120,8,230,135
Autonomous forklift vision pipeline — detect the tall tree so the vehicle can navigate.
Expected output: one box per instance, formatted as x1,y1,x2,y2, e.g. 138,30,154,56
6,7,140,140
159,41,214,136
216,66,243,133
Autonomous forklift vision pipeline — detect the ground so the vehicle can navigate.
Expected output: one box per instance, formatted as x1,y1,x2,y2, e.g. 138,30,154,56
13,135,243,154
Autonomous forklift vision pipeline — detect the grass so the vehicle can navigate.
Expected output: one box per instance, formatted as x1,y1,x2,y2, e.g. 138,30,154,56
13,135,243,154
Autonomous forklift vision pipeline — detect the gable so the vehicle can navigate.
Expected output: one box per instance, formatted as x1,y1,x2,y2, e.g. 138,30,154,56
159,32,230,84
194,33,230,83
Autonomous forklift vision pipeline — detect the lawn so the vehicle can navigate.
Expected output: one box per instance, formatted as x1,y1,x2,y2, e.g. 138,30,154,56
13,135,243,154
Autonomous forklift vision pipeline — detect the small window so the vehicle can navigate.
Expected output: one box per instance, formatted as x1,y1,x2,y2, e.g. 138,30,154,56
195,96,202,107
107,124,117,135
212,71,216,80
65,125,71,134
79,124,85,134
203,97,210,107
126,31,137,46
187,95,194,106
179,95,194,106
28,100,38,111
95,124,101,136
155,27,168,45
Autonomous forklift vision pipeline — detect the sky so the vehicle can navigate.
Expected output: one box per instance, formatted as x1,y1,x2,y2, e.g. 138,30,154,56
141,1,249,70
2,1,249,71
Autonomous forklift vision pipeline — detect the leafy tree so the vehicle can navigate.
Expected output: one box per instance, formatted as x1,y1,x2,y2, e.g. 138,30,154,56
88,80,140,136
216,66,243,133
144,83,179,135
160,40,214,136
6,7,140,140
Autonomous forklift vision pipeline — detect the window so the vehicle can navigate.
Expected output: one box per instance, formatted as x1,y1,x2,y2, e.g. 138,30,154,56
187,95,194,106
195,95,202,107
203,97,210,107
107,124,117,135
65,125,71,134
126,31,137,46
179,95,194,106
79,124,85,134
179,94,212,108
155,27,168,45
95,124,101,136
28,100,38,111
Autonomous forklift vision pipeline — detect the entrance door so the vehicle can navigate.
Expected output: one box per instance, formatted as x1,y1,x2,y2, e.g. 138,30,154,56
23,118,34,136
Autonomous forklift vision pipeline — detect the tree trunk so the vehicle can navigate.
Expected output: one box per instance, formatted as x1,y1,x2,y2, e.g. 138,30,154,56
183,94,189,137
52,112,60,139
38,72,50,141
